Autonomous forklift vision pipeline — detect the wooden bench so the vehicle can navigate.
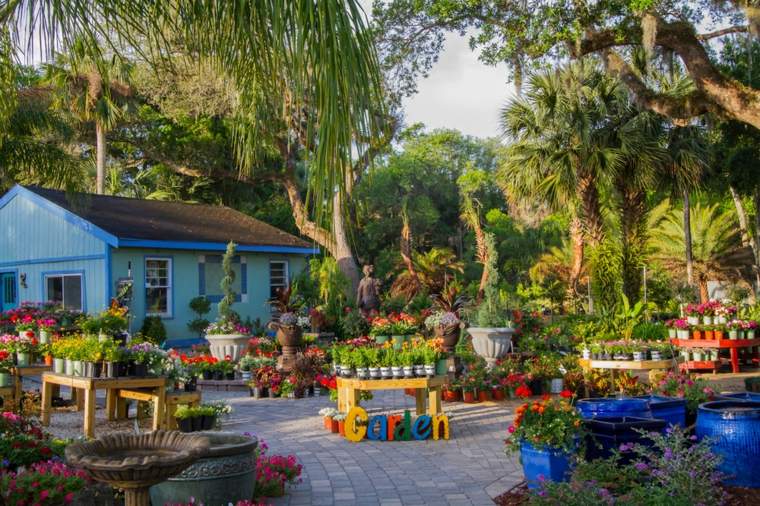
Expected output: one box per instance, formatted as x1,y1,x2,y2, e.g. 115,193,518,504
336,376,445,416
165,391,202,430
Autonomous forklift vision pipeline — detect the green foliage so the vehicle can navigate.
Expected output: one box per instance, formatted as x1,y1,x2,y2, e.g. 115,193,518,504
217,241,237,323
187,296,211,337
139,316,167,345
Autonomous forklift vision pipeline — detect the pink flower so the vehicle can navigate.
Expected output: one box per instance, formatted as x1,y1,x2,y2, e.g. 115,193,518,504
64,492,74,503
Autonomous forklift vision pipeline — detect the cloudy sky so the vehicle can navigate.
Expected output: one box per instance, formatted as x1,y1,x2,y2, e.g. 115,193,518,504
401,33,517,140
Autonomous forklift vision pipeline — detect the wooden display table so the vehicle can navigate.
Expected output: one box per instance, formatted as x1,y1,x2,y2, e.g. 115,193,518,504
0,385,15,410
40,373,166,439
165,391,202,430
671,338,760,373
578,358,678,371
336,376,446,416
8,364,52,412
113,388,202,430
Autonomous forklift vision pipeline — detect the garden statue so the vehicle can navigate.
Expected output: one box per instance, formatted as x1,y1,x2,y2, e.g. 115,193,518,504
357,265,381,317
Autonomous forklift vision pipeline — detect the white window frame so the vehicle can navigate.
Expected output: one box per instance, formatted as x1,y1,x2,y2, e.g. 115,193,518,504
44,273,84,311
269,260,289,300
145,257,173,318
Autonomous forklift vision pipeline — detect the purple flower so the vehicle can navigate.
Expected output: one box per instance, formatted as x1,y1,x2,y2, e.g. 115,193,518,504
619,442,634,452
537,474,546,482
634,462,649,472
664,448,673,460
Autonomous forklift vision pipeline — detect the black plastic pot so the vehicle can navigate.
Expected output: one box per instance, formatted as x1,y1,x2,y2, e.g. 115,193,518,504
177,418,194,433
105,362,117,378
213,371,224,381
225,372,235,381
84,362,103,378
584,416,666,461
191,415,203,432
528,379,544,395
202,370,213,380
308,385,315,397
201,414,216,431
132,362,148,377
184,378,198,392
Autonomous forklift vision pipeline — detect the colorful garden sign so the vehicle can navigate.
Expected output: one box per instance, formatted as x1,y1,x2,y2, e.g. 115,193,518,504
344,407,449,442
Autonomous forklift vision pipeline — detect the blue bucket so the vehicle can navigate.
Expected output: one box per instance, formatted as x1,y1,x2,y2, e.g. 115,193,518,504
577,397,652,419
519,440,575,489
696,400,760,488
634,395,687,427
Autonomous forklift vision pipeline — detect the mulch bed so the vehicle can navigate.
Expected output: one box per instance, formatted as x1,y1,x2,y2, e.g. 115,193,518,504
492,481,760,505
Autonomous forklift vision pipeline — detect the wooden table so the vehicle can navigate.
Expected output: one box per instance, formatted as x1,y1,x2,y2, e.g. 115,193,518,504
40,373,166,439
0,385,15,410
112,388,202,430
579,358,680,396
8,364,52,412
671,338,760,373
336,376,446,416
165,391,202,429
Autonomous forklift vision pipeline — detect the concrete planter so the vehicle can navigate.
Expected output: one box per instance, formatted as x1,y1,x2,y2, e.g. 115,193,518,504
150,432,258,505
468,327,515,367
205,333,249,361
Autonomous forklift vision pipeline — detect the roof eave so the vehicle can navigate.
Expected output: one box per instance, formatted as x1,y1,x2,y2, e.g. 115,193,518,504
117,238,319,255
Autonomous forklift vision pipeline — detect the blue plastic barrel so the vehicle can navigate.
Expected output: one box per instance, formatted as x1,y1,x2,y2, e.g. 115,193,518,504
696,400,760,488
576,397,652,419
634,395,687,427
584,416,666,461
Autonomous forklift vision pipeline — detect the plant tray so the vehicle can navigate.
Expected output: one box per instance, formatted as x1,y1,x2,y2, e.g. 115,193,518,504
679,360,719,371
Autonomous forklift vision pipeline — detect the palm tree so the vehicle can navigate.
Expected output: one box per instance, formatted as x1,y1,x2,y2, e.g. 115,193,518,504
0,0,384,206
499,62,625,302
391,247,464,300
648,200,744,302
44,39,134,194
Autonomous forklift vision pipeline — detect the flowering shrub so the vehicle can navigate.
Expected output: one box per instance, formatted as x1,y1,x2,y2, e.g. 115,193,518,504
505,397,583,454
655,371,715,412
529,427,726,506
0,333,38,354
0,460,91,505
0,412,66,471
0,350,11,372
254,439,302,498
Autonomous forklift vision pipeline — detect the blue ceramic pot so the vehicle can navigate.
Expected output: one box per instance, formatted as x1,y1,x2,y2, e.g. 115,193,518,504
583,416,666,461
634,395,687,427
519,441,574,489
576,397,652,419
696,400,760,488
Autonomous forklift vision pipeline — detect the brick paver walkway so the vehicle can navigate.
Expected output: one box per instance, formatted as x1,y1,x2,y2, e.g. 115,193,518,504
221,390,523,506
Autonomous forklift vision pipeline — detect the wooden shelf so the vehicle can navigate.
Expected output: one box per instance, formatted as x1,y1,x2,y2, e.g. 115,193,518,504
671,338,760,349
579,358,679,371
680,360,719,371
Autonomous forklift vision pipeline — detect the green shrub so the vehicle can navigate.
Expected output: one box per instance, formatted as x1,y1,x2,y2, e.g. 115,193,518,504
140,316,167,345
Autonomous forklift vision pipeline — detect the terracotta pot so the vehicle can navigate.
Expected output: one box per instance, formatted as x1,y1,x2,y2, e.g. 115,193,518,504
323,417,332,430
492,388,505,401
463,391,477,403
44,354,53,366
705,330,715,340
478,390,492,402
435,326,461,353
338,420,345,436
330,419,339,433
715,330,725,340
443,389,460,402
693,330,703,340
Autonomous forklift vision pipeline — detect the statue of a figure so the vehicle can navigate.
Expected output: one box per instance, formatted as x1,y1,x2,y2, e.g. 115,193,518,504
356,265,381,316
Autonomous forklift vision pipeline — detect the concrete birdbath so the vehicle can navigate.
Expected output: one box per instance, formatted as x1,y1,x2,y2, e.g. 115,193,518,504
65,431,209,506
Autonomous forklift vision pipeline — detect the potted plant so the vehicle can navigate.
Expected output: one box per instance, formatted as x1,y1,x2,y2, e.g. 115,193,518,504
412,348,426,377
701,301,718,325
380,348,394,379
198,405,217,430
238,354,257,381
632,345,646,362
674,319,690,339
422,346,437,377
429,283,467,352
684,303,701,326
0,350,12,387
366,348,381,379
744,320,758,339
319,407,338,430
206,242,250,362
354,348,370,379
369,317,392,344
704,325,715,340
390,313,417,349
665,320,677,339
466,293,515,368
399,349,414,378
219,357,236,380
267,283,305,372
50,338,67,374
728,320,742,340
174,405,199,433
12,333,37,367
714,325,725,340
36,318,55,345
692,325,703,340
129,342,160,377
334,412,347,436
505,397,584,489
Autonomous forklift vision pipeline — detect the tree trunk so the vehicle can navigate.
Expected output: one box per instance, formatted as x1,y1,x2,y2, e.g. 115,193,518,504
399,208,421,295
332,191,360,299
576,171,605,246
95,121,106,195
566,215,584,306
698,274,709,303
683,190,694,286
619,184,646,303
731,185,760,292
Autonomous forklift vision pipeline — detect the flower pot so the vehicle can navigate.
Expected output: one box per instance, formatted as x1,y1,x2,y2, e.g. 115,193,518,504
583,417,667,461
38,330,50,344
576,397,652,419
323,416,332,430
582,349,591,359
492,388,505,401
177,418,194,433
632,352,645,361
697,400,760,487
0,372,11,387
436,358,449,376
338,420,345,436
201,414,216,431
202,370,213,380
206,333,250,362
412,365,424,377
668,329,677,339
468,327,515,368
213,371,224,381
650,351,661,361
132,362,148,377
53,358,65,374
748,330,756,340
65,359,74,376
184,378,198,392
443,389,461,402
424,364,435,377
191,415,204,432
715,330,725,340
16,352,30,367
677,329,690,339
436,327,460,353
403,366,414,378
240,371,252,381
730,330,739,340
225,372,235,381
330,419,339,433
687,316,699,326
380,367,392,379
478,390,492,402
369,367,381,379
272,325,302,371
85,362,103,378
308,385,315,396
703,316,714,325
373,335,389,344
550,378,564,394
705,330,715,340
150,432,257,506
44,354,53,366
356,367,369,379
693,351,704,361
72,360,84,376
520,441,575,489
463,391,476,403
692,330,702,340
391,335,406,350
391,366,402,378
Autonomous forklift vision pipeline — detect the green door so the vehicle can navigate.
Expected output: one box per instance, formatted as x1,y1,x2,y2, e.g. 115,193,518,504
0,272,17,312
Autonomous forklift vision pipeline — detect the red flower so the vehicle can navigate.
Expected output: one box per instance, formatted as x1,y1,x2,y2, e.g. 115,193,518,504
507,425,515,433
560,390,574,399
515,384,532,398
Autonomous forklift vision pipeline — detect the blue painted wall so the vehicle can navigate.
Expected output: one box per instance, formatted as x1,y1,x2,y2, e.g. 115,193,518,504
111,248,307,338
0,190,108,311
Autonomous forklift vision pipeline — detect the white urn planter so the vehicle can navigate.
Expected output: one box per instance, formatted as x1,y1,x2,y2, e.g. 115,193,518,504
468,327,515,367
205,333,249,361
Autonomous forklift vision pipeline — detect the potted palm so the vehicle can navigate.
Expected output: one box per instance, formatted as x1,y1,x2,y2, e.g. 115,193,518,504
505,396,584,489
205,242,250,361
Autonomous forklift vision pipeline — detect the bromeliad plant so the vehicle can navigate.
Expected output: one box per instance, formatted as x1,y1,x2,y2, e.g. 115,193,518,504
505,397,584,455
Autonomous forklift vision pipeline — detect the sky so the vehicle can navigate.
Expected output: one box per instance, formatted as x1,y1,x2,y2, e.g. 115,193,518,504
401,33,517,140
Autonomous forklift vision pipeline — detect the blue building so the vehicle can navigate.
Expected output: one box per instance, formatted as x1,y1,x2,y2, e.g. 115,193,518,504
0,185,316,340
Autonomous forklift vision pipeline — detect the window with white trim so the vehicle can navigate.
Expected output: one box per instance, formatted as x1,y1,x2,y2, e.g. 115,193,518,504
45,274,83,311
269,260,289,299
145,258,172,317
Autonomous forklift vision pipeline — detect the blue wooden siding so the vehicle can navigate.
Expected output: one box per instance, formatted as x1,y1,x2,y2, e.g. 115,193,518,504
0,192,108,311
111,248,307,339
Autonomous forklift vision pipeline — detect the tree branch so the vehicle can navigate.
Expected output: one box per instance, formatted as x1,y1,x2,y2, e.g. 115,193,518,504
697,25,747,40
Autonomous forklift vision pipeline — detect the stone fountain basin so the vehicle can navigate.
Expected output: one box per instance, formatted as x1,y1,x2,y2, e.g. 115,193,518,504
66,431,210,488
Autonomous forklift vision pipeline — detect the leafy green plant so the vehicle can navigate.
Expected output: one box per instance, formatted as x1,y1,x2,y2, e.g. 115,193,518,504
217,241,238,324
188,296,212,337
139,316,167,345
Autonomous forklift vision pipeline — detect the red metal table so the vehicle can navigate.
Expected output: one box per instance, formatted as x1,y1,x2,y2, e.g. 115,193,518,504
671,338,760,373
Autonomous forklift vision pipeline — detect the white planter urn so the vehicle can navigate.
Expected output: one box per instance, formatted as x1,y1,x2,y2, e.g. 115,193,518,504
205,333,249,361
468,327,515,367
